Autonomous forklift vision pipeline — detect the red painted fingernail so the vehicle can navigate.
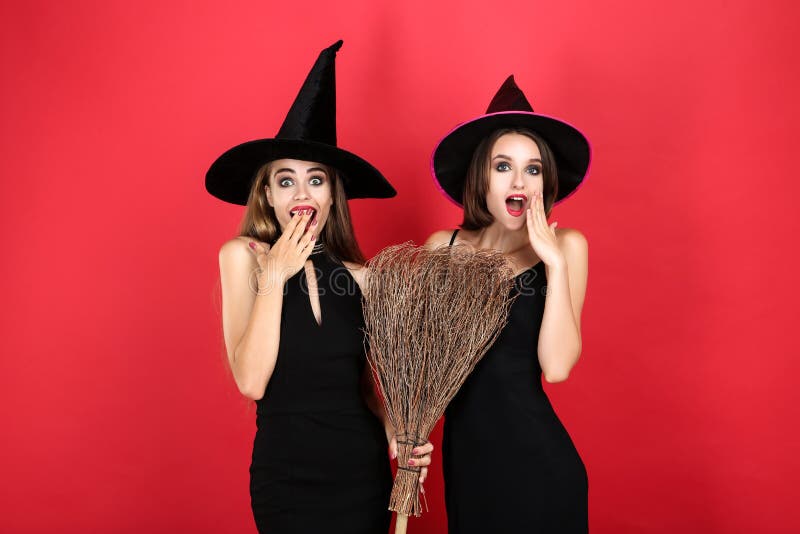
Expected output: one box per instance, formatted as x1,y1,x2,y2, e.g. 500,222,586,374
408,459,414,466
311,234,316,241
249,242,255,249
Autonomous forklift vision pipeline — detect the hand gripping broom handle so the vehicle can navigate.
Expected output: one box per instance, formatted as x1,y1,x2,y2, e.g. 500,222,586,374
391,436,425,533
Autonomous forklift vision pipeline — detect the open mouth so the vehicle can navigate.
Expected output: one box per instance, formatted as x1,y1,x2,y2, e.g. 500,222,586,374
289,205,318,231
505,194,528,217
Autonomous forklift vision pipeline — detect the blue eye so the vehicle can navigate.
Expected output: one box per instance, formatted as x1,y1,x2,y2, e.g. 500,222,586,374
278,177,294,187
526,166,542,175
496,162,511,171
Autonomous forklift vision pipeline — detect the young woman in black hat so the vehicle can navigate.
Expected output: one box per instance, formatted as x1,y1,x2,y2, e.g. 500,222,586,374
207,41,432,534
426,75,591,533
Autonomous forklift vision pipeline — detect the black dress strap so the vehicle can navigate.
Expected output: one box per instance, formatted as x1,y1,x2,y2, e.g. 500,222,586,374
449,229,459,247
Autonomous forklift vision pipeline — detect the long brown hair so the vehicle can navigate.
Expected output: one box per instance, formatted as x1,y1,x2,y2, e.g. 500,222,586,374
461,128,559,230
237,161,366,264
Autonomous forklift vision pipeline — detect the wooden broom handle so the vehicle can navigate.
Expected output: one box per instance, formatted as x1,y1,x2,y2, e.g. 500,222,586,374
395,512,409,534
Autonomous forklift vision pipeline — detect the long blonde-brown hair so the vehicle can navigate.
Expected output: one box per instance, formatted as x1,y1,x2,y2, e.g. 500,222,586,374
237,161,366,264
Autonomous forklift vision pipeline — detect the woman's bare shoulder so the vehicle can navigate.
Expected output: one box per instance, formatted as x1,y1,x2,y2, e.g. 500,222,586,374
554,227,588,251
554,227,588,272
218,236,269,270
341,260,366,289
341,260,365,271
424,228,459,248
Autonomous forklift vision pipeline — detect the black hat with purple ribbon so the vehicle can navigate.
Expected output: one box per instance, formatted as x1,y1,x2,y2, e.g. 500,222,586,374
431,75,591,206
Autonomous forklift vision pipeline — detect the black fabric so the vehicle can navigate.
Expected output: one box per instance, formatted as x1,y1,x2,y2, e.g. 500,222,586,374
249,252,392,533
432,75,590,207
275,40,340,145
443,230,588,533
486,75,534,113
448,228,459,246
206,40,396,205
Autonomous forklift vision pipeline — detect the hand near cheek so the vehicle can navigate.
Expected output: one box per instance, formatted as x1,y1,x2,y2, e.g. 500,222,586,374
526,191,564,267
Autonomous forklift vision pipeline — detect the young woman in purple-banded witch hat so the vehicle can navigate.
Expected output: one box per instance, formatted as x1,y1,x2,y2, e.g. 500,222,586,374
426,75,592,533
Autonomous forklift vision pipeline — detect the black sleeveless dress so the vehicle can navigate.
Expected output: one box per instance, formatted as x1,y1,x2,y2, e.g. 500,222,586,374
442,230,588,533
249,251,392,533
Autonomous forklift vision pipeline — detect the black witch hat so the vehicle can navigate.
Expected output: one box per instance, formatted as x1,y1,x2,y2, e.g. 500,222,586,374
206,40,396,205
431,75,591,206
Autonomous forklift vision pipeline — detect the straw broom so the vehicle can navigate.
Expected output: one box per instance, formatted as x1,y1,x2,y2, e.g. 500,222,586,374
362,242,516,534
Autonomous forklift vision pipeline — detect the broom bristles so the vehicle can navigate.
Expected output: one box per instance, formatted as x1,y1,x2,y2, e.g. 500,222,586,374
362,242,516,517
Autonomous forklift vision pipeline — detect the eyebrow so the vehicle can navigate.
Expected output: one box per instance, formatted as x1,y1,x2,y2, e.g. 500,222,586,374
492,154,543,163
274,167,327,175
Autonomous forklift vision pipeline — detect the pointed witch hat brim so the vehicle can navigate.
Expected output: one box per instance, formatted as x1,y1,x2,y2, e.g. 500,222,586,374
431,75,591,207
206,40,396,205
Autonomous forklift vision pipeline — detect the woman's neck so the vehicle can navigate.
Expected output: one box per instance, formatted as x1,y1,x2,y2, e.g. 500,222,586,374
470,222,529,255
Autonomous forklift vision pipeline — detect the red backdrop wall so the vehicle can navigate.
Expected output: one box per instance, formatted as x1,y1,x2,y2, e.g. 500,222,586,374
2,1,798,532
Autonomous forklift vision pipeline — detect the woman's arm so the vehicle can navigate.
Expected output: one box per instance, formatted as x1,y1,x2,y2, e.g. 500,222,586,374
537,228,588,382
219,238,284,400
219,212,316,399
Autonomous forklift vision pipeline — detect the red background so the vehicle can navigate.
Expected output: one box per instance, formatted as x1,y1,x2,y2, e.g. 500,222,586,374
2,1,798,532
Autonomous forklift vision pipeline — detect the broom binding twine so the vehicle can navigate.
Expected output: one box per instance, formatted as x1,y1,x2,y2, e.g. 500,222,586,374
389,437,425,516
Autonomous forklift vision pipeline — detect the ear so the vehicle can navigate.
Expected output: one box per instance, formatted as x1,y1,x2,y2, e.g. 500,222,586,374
264,184,274,207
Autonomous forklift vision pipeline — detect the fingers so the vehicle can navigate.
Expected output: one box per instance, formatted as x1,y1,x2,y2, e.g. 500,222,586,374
249,240,267,254
531,190,543,225
249,240,263,256
528,191,554,240
420,466,428,484
526,191,540,228
536,191,548,229
297,221,316,250
389,436,398,460
407,454,431,467
297,239,316,267
278,210,304,241
412,442,434,456
288,210,314,243
408,441,433,469
526,206,539,245
249,241,269,268
526,206,536,232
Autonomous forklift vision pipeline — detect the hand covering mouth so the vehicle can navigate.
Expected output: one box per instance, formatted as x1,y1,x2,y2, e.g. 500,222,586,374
289,205,318,228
